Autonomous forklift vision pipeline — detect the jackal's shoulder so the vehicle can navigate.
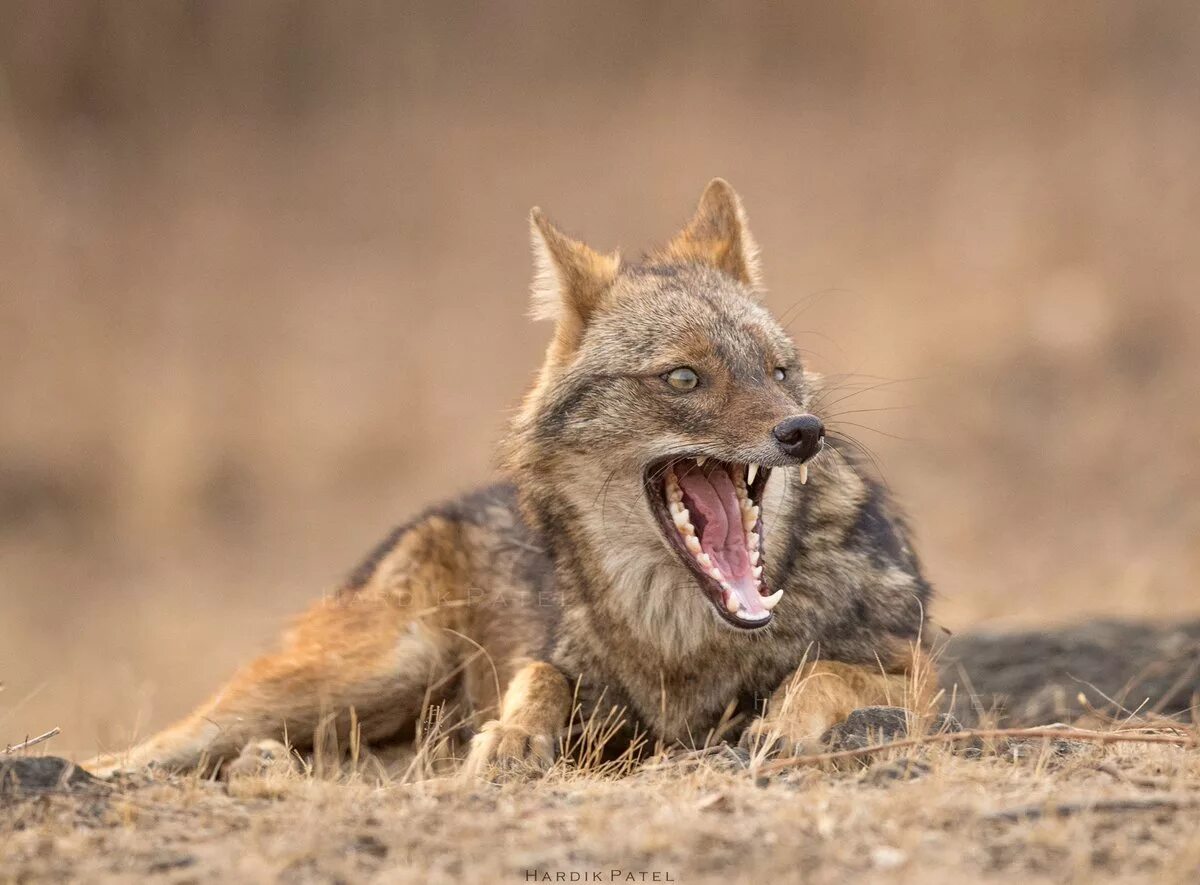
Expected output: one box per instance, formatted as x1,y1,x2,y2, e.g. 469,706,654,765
336,482,546,600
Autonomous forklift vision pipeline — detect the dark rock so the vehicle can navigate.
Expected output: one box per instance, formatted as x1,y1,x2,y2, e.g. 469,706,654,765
940,619,1200,727
718,745,753,769
146,853,196,874
352,834,389,859
823,706,910,751
998,736,1092,761
0,757,104,796
865,757,932,784
822,706,963,752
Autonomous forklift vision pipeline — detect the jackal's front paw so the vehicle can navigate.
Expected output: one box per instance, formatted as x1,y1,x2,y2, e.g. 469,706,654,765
463,721,557,779
224,739,297,779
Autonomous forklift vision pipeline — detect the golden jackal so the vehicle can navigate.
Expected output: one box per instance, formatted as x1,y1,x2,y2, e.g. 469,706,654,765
88,180,935,777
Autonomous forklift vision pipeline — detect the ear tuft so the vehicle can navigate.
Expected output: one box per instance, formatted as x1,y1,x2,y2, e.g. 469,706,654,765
527,208,621,366
660,178,762,289
528,208,563,322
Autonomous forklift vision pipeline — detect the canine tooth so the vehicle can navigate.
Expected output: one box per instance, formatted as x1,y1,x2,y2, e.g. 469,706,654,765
760,588,784,610
747,463,759,485
799,463,809,485
695,456,707,467
686,535,702,554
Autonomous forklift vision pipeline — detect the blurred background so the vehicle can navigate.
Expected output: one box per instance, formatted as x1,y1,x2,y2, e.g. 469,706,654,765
2,2,1198,755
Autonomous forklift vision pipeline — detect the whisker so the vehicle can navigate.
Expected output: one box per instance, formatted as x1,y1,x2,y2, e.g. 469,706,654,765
826,431,891,487
826,420,914,443
821,405,912,420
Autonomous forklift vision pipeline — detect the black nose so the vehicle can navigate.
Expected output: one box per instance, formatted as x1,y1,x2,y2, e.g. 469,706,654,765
772,414,825,461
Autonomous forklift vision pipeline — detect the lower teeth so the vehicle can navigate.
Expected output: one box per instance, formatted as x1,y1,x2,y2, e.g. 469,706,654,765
667,462,781,620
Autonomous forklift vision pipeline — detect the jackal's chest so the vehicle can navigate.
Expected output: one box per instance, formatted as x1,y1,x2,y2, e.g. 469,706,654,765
564,651,767,749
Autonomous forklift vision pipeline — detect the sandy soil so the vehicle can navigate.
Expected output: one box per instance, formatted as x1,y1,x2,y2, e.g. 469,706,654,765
3,735,1199,884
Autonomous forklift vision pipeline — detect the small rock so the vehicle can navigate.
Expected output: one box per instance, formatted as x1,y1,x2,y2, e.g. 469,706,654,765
824,707,910,751
871,846,908,870
146,853,196,874
1001,736,1091,761
865,757,932,784
823,707,963,752
352,834,389,859
695,792,731,812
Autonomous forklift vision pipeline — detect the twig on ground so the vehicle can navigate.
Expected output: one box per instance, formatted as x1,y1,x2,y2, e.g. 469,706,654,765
986,794,1200,822
755,726,1198,775
1094,760,1184,790
3,727,62,755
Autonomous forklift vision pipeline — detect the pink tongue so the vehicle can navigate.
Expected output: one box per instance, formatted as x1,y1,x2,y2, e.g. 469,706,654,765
677,468,765,615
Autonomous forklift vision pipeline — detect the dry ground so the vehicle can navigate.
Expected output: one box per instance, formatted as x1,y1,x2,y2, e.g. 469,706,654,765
3,734,1200,884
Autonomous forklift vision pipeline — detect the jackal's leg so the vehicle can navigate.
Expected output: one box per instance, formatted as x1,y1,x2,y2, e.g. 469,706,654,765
740,646,936,756
462,661,571,777
85,594,454,777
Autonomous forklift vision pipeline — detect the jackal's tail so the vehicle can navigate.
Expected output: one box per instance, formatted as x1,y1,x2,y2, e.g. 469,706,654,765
85,594,453,777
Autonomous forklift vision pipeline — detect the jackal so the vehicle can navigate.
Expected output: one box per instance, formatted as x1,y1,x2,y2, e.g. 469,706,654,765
87,180,935,777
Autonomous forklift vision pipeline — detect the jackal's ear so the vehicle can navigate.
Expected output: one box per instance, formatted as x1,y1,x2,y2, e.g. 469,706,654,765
661,178,762,290
529,208,621,362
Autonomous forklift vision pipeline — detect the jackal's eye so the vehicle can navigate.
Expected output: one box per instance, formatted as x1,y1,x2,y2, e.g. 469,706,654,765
663,367,700,391
773,367,787,382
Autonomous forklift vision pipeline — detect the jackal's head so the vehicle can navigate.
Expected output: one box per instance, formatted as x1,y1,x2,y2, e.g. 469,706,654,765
507,180,826,635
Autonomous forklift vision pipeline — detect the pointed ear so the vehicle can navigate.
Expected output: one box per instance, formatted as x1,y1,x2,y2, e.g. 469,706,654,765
529,208,621,365
660,178,762,289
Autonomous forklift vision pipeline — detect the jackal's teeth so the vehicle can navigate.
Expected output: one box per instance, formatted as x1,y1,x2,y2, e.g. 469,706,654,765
747,531,760,551
672,510,694,534
799,463,809,485
697,552,713,569
685,535,702,555
750,548,760,567
752,565,763,580
741,504,759,532
760,588,784,611
723,590,739,614
695,456,707,467
747,463,759,486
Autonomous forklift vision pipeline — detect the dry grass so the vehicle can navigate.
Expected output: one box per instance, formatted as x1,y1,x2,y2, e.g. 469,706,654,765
5,659,1200,882
4,735,1200,883
3,4,1200,756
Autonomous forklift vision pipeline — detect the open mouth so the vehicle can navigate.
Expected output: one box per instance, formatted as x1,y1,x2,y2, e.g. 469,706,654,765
645,457,785,630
